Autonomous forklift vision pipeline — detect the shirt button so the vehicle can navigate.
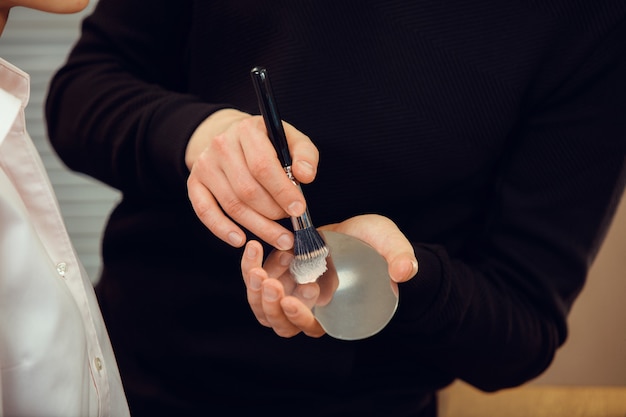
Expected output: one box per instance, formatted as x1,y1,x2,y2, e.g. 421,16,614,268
56,262,67,278
94,357,103,371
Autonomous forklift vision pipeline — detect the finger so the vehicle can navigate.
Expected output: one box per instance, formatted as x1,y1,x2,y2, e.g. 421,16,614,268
290,282,320,310
329,215,418,282
262,249,293,279
190,166,295,250
388,254,419,283
369,224,418,283
241,240,264,278
208,126,286,220
280,296,325,338
245,267,271,327
188,175,246,247
240,117,307,217
243,243,322,337
283,122,319,185
265,250,299,297
369,219,418,282
261,278,301,338
215,186,295,251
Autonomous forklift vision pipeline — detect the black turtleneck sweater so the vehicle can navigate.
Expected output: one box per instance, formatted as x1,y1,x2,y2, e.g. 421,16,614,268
46,1,626,416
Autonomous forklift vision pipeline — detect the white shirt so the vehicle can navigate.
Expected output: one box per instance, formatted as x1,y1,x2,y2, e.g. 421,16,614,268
0,58,130,417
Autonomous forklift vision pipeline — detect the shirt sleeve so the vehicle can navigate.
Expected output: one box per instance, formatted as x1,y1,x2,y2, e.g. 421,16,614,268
393,16,626,391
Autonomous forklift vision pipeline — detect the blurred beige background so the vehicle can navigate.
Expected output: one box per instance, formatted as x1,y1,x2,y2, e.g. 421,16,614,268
438,186,626,416
533,190,626,386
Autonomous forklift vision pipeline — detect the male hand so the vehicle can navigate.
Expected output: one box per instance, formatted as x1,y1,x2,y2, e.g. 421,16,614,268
186,109,319,250
240,214,418,338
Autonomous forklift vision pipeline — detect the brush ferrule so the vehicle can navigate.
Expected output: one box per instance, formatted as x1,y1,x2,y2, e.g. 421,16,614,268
283,166,314,231
284,166,297,184
291,209,314,232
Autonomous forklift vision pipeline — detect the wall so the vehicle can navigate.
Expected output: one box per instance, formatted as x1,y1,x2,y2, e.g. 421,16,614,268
533,191,626,386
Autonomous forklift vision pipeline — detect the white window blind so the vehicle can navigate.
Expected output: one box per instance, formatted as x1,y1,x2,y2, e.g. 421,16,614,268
2,3,120,283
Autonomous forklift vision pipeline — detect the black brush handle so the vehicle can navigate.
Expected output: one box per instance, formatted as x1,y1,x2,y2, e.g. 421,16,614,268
250,66,292,168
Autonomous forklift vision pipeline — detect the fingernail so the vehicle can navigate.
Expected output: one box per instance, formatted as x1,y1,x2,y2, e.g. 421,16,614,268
288,201,304,217
297,160,314,177
301,285,318,300
277,234,293,251
263,285,279,301
245,244,258,259
399,259,413,277
249,273,262,291
228,232,243,246
395,259,418,281
279,251,293,266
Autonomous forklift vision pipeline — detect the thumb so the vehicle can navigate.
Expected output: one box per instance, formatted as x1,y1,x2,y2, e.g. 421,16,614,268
375,221,418,283
388,252,419,283
284,122,319,184
327,214,418,283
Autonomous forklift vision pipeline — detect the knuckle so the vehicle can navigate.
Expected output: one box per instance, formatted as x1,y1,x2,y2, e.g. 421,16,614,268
257,318,271,328
191,200,225,235
238,116,255,130
191,198,213,222
199,211,222,233
265,205,287,221
248,158,274,181
237,116,261,135
236,180,259,202
208,132,229,154
222,197,247,218
187,175,203,194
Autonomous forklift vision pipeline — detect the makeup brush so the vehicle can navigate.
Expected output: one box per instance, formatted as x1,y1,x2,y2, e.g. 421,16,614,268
250,66,329,284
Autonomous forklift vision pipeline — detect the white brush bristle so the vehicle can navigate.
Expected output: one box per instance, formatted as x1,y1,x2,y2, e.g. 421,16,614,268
289,256,328,284
290,227,329,284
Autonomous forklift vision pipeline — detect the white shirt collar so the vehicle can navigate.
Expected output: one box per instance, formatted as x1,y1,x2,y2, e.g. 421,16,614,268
0,57,29,105
0,57,29,146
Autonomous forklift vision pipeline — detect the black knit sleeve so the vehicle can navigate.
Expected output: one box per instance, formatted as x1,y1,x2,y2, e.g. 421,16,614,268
392,15,626,391
45,0,225,197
